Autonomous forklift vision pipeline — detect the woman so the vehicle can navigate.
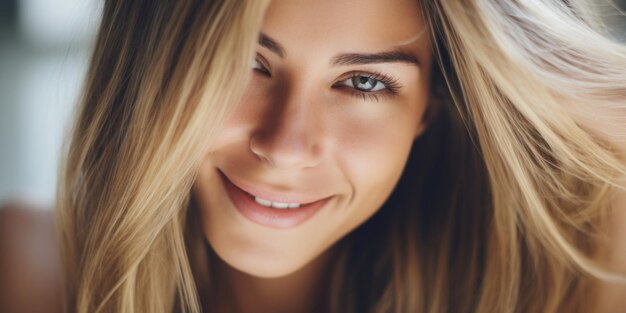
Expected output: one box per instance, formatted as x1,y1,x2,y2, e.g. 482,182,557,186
54,0,626,312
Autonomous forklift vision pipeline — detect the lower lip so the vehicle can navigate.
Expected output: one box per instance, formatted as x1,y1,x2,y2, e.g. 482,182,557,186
220,171,331,229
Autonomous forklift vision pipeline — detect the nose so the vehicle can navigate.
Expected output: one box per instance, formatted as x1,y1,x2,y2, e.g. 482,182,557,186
249,89,324,170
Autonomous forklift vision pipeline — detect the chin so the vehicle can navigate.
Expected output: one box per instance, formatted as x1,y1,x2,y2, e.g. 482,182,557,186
211,241,307,278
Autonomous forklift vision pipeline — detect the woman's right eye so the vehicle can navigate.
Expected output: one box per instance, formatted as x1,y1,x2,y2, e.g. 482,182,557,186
252,59,271,77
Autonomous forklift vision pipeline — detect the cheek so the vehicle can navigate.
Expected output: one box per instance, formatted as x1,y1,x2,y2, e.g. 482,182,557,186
331,108,417,215
333,102,418,173
318,117,414,245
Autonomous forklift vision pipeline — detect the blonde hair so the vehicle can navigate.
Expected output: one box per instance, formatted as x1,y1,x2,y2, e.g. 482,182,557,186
56,0,626,312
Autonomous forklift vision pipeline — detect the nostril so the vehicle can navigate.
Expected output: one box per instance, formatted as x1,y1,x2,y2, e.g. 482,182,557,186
250,134,274,165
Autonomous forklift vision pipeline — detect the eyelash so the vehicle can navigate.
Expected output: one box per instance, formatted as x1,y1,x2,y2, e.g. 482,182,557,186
252,57,401,102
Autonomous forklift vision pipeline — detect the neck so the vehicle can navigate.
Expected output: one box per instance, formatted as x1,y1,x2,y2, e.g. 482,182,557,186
209,246,338,313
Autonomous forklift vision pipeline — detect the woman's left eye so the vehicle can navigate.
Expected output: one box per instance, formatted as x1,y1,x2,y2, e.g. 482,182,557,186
340,74,387,92
332,72,400,101
333,71,401,98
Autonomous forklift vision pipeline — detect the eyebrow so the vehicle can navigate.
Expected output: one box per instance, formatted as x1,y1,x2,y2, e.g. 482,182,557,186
330,51,420,67
258,33,286,58
258,32,420,67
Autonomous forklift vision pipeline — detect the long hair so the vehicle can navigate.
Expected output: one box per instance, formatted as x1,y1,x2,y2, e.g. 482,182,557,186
332,1,626,312
56,0,626,312
56,1,269,312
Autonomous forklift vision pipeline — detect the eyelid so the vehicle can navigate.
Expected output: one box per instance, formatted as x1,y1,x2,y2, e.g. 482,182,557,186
254,53,272,75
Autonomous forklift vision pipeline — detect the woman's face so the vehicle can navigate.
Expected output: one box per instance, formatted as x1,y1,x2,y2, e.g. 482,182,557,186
195,0,432,278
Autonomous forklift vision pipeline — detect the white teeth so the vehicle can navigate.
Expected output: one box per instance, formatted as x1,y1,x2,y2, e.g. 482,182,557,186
254,196,301,209
271,202,289,209
254,197,272,207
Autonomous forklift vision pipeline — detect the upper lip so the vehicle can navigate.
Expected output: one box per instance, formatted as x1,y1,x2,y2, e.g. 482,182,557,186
219,170,330,204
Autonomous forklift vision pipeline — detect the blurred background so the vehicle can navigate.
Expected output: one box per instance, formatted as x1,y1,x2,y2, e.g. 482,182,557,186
0,0,101,208
0,0,624,210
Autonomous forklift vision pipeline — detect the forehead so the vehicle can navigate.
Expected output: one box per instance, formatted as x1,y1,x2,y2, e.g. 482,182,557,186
262,0,429,56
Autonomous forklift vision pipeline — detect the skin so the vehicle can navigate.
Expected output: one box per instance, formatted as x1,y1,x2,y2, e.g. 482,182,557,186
193,0,433,312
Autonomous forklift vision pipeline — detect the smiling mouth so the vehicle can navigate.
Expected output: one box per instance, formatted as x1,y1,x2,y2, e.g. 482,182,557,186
217,169,333,229
218,170,328,210
236,185,328,212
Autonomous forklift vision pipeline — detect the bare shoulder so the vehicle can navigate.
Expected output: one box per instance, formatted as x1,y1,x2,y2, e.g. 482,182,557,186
594,189,626,312
0,201,63,313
